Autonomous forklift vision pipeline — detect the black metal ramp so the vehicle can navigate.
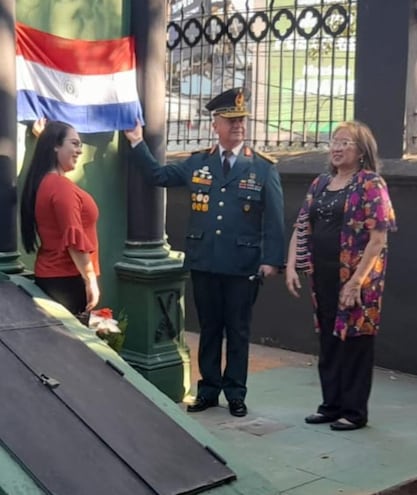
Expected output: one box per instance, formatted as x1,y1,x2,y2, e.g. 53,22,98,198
0,281,236,495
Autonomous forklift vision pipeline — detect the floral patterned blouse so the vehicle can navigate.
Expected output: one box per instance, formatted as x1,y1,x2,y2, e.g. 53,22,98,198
295,169,397,340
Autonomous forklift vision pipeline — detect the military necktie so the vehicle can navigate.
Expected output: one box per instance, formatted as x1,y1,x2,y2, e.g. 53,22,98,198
222,150,232,177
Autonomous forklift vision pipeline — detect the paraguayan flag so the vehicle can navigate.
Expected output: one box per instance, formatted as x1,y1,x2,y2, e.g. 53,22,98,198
16,22,144,133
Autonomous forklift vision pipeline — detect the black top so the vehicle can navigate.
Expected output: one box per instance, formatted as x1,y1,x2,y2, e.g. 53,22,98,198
311,186,348,265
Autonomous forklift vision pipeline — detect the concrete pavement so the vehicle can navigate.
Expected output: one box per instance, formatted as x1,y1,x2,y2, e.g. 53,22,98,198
181,332,417,495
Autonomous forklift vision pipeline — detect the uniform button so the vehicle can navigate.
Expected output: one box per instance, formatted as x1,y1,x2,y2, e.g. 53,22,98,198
219,201,224,207
217,215,223,220
220,187,226,193
215,229,222,235
247,195,251,200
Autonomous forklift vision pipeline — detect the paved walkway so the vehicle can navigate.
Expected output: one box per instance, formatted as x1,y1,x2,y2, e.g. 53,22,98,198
181,332,417,495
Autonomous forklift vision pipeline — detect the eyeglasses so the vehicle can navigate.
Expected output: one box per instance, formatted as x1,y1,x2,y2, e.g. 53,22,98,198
328,139,357,149
64,139,83,149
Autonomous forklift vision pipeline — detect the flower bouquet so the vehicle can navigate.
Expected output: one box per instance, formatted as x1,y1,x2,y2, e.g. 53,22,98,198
89,308,128,353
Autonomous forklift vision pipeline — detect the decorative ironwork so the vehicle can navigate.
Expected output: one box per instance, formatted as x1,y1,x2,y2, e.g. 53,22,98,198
271,9,296,40
204,16,224,44
248,12,269,42
323,5,349,36
166,1,356,151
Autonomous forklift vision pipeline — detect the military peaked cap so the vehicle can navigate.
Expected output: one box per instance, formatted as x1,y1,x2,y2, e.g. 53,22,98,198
205,87,251,118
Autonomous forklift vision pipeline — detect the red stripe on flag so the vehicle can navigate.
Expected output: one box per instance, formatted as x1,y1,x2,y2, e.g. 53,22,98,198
16,22,135,75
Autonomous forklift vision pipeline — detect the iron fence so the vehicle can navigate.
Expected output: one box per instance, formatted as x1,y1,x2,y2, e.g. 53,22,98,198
166,0,356,152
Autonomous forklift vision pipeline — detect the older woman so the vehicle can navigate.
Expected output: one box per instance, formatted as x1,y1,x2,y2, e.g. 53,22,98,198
286,121,396,431
20,120,100,319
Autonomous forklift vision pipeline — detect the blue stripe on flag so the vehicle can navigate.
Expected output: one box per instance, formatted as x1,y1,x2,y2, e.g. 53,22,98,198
17,90,144,133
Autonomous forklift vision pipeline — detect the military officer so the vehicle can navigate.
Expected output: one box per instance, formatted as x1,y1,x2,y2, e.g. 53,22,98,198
124,87,285,417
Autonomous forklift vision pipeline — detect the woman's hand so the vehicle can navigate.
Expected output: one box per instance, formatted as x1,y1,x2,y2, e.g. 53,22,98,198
339,279,362,309
85,276,100,311
32,118,47,137
67,248,100,311
286,266,302,298
124,120,143,145
338,229,387,310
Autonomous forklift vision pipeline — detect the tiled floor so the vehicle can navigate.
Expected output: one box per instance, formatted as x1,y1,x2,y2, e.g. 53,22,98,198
182,332,417,495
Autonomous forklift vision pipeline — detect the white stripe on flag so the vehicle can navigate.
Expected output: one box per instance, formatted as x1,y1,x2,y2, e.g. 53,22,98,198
16,56,138,106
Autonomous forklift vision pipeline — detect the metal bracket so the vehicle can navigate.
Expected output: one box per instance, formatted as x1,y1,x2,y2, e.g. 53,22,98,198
39,373,60,389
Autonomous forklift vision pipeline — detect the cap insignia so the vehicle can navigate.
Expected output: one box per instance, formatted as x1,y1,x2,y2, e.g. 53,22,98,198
235,90,245,111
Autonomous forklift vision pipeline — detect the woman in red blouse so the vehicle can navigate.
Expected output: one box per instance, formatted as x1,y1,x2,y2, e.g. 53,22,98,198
20,120,100,318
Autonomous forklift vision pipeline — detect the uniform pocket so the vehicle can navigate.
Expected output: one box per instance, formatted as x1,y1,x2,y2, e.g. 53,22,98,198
238,189,263,214
236,236,261,271
236,236,261,248
186,230,204,240
238,189,262,201
186,230,204,261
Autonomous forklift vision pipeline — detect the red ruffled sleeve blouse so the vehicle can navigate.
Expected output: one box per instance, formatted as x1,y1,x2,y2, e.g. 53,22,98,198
34,173,100,277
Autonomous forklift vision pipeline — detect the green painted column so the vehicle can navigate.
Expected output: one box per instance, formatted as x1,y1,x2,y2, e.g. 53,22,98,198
115,0,190,402
0,0,24,274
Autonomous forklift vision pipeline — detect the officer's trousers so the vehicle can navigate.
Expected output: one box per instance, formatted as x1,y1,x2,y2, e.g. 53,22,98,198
191,270,258,402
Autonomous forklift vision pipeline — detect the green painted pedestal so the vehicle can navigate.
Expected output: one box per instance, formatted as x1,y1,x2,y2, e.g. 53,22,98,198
0,251,24,274
115,248,191,402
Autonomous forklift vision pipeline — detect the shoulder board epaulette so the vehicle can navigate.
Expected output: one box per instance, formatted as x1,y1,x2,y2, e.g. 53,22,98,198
191,145,218,156
255,150,276,164
191,147,210,155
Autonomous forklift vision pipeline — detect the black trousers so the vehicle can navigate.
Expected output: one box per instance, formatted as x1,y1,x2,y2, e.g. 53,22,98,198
35,275,87,317
314,261,374,425
191,270,259,402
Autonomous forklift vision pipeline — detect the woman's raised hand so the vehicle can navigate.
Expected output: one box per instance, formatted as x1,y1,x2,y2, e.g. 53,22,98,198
32,118,47,137
124,119,143,144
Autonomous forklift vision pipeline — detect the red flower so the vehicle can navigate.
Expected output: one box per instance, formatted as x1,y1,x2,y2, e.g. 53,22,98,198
92,308,113,319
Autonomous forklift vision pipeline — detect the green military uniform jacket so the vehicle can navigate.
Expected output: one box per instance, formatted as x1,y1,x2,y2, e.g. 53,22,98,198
131,141,285,276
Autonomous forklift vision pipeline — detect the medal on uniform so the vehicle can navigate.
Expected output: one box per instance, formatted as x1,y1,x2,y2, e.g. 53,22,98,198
243,204,251,212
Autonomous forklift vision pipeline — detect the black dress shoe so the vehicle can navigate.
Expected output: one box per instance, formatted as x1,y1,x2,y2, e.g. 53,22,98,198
228,399,247,417
305,413,336,424
186,397,218,413
330,419,366,431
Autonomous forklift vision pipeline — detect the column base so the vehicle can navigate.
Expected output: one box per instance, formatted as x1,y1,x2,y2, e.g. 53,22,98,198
0,251,25,274
114,250,191,402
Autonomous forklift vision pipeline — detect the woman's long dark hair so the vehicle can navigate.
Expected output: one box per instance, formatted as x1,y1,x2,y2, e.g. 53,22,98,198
20,121,74,253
